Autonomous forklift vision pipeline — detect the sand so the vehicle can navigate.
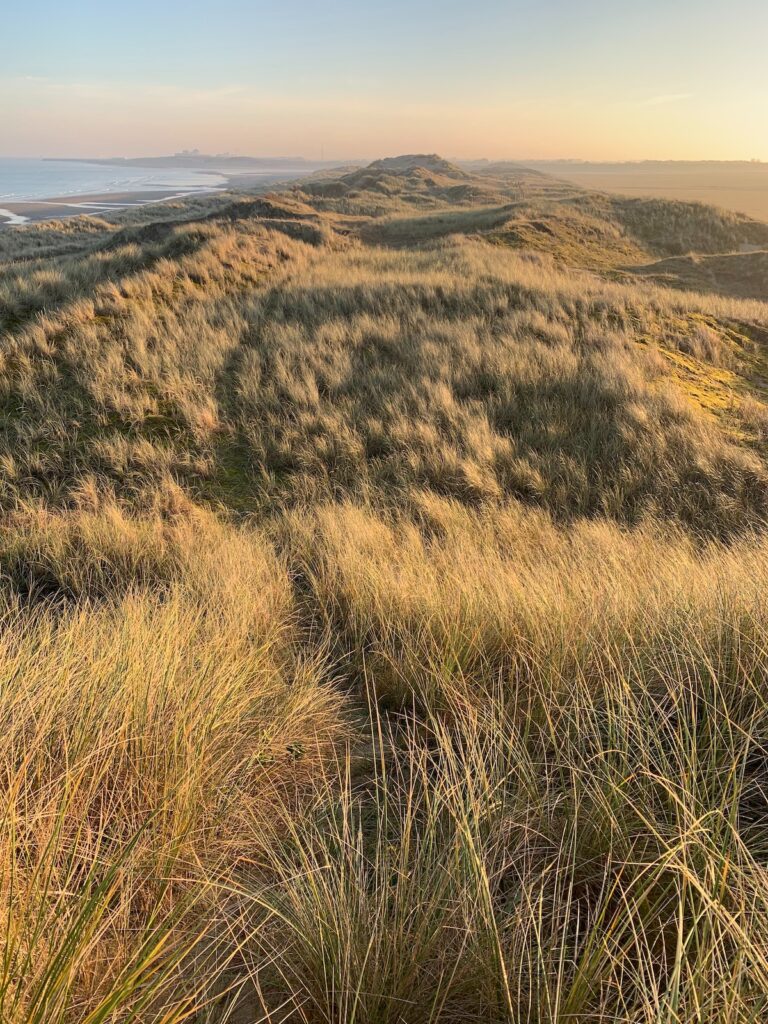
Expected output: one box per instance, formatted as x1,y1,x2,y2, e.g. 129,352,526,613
0,187,223,225
0,162,324,227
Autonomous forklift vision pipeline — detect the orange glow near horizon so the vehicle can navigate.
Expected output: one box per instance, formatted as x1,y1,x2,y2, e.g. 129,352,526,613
3,79,767,162
3,1,768,162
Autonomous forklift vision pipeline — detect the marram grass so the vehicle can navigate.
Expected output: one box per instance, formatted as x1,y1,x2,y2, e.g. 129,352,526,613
2,163,768,1020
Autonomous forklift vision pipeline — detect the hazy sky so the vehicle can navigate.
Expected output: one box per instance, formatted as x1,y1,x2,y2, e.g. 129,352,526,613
3,0,767,160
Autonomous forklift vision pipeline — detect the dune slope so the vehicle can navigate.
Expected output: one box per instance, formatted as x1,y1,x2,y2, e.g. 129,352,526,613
2,158,768,1022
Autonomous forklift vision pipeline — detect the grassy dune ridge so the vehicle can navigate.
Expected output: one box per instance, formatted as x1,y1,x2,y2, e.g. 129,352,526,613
2,159,768,1021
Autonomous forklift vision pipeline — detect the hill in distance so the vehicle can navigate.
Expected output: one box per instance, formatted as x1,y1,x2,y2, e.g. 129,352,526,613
2,153,768,1022
367,152,467,175
49,151,330,168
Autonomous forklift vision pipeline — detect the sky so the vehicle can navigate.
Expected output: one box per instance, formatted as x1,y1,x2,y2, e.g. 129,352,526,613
2,0,767,161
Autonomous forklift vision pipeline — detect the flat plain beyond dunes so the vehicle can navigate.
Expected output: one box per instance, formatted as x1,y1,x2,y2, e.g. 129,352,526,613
4,155,768,1022
520,160,768,223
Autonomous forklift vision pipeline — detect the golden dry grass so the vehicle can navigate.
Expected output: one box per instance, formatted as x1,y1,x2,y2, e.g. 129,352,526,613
2,163,768,1021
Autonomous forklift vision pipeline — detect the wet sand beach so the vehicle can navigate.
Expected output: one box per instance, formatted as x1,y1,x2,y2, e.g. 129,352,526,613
0,164,319,227
0,186,223,225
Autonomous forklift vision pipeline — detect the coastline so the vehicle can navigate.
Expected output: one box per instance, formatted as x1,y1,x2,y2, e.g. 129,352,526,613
0,186,225,226
0,166,316,227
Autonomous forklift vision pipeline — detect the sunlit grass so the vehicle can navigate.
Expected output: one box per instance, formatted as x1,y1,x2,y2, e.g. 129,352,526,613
3,162,768,1021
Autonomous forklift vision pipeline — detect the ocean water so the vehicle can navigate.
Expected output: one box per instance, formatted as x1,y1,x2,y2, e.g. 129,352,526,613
0,158,227,202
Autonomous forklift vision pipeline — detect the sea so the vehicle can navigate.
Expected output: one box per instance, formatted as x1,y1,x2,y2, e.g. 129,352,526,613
0,158,227,203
